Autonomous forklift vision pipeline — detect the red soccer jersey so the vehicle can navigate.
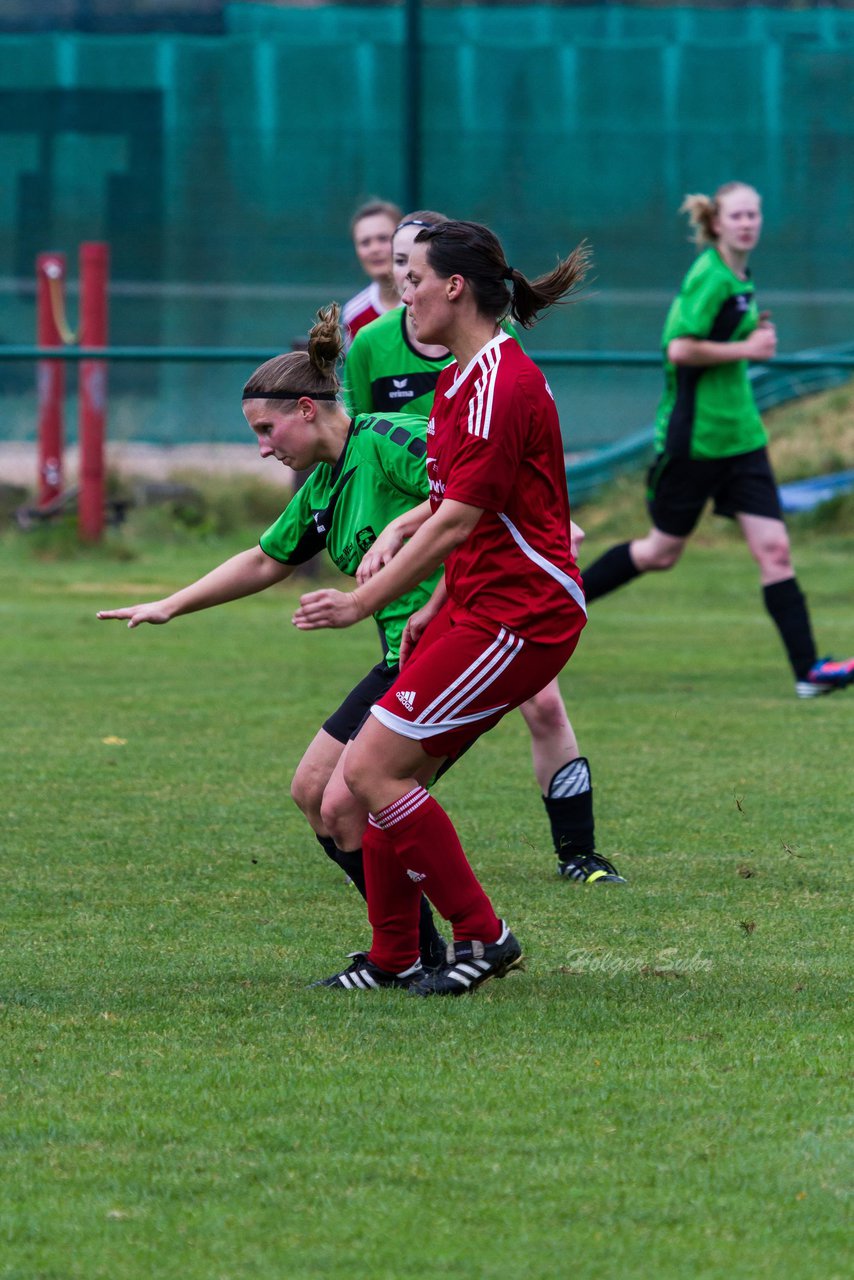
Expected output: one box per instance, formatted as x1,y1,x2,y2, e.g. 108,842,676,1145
427,333,586,645
343,283,392,346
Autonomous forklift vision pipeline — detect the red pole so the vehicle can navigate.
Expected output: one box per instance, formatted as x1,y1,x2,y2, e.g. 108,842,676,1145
36,252,66,506
79,242,110,542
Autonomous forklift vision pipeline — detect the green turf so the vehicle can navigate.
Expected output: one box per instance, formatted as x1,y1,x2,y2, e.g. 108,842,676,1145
1,519,851,1280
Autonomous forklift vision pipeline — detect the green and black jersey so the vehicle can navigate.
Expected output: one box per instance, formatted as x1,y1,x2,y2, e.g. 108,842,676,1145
259,412,436,663
655,247,766,459
343,306,451,419
343,307,522,419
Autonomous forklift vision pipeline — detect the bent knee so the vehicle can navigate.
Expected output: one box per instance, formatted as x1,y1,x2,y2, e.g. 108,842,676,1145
342,749,372,808
521,686,568,736
645,546,681,571
290,766,323,819
755,536,793,575
320,785,358,836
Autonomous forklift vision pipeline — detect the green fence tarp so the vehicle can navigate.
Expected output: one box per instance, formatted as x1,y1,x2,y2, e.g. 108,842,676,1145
1,6,851,447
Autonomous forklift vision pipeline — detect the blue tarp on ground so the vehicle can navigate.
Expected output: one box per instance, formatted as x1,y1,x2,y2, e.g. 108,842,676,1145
778,470,854,514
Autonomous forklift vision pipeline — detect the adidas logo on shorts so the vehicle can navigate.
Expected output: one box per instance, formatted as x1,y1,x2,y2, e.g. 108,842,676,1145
396,689,416,712
406,868,427,882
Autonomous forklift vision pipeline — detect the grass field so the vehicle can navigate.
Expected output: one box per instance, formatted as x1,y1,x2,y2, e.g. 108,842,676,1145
1,508,851,1280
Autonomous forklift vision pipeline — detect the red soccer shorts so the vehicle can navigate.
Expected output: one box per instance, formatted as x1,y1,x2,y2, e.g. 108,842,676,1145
370,603,582,759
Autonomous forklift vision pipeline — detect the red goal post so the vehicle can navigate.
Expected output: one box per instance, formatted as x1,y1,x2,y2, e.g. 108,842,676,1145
35,242,110,541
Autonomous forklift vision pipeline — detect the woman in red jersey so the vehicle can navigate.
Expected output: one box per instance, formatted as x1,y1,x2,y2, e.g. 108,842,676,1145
342,198,402,347
348,209,624,887
294,220,590,996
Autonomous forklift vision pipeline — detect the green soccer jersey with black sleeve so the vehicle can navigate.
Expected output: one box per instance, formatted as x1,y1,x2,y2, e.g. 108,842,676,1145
655,246,767,460
343,307,523,419
259,413,438,663
343,307,451,419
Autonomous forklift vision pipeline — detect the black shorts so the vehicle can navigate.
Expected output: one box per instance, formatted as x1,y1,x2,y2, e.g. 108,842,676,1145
322,655,474,785
322,659,400,745
646,447,782,538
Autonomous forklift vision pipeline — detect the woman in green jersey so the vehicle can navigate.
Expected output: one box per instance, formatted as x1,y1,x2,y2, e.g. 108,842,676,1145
343,210,453,419
98,304,447,968
347,210,624,884
582,182,853,698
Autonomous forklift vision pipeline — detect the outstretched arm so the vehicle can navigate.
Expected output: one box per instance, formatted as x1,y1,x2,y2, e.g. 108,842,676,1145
97,545,292,628
293,499,481,632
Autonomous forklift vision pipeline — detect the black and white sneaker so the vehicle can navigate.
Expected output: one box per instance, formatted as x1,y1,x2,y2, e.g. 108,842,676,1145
557,853,626,884
409,922,524,996
311,953,425,990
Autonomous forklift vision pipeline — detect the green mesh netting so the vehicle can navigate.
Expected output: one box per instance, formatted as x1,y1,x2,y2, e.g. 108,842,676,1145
1,5,852,448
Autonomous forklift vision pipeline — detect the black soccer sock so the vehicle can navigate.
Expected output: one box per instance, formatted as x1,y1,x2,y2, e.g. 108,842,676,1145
418,895,445,965
542,757,595,860
762,577,818,681
315,833,339,863
331,845,368,899
315,834,370,898
581,542,642,602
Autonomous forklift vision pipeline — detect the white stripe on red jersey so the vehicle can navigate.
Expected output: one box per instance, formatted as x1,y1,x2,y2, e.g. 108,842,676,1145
498,513,587,616
466,343,501,440
431,332,586,645
342,282,380,326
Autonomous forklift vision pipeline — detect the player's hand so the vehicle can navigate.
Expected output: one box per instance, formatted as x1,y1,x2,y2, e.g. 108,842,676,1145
399,602,438,669
356,526,405,583
745,316,777,361
96,602,171,628
569,519,585,559
292,588,364,631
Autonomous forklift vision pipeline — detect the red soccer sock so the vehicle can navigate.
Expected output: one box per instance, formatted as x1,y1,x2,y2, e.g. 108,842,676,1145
362,820,423,974
368,786,500,961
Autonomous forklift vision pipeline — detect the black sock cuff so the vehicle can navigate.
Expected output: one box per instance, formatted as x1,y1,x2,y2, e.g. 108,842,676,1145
332,845,367,900
763,577,802,609
582,542,640,603
315,833,338,861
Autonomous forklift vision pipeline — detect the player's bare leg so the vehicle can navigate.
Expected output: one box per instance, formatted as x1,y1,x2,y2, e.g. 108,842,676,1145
290,728,343,836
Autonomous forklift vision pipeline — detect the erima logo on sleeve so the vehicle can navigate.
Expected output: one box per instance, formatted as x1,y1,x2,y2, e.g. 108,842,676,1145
396,690,416,711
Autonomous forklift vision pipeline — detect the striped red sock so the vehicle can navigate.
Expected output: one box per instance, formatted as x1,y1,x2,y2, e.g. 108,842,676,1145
367,786,500,969
362,820,422,973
